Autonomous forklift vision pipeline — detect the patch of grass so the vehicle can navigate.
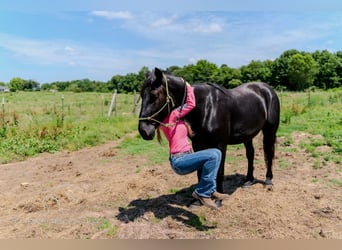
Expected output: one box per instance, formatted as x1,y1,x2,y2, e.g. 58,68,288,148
97,218,111,231
313,159,322,170
86,217,119,237
98,220,119,237
278,159,293,169
188,214,207,230
329,179,342,187
150,217,162,224
280,147,297,153
311,178,319,183
106,225,119,237
280,136,293,147
118,134,169,166
135,166,143,173
168,188,180,194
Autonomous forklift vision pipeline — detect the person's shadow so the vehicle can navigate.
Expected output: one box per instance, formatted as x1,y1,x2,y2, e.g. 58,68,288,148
116,173,259,231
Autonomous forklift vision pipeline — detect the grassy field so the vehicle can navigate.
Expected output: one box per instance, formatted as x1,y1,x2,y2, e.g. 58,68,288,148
0,91,138,163
1,89,341,167
277,89,342,167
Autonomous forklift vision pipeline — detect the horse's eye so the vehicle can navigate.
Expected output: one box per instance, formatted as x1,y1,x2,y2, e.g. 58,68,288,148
148,92,157,104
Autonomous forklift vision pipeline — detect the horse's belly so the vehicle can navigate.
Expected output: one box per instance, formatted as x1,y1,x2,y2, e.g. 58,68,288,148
227,127,262,144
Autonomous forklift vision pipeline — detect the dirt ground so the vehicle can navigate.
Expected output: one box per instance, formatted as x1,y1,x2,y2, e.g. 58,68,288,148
0,132,341,239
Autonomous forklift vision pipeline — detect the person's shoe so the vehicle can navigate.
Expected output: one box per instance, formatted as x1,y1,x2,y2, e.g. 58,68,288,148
211,191,229,200
192,192,218,209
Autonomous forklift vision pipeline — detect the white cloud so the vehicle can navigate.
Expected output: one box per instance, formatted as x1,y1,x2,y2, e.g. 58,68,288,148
146,14,224,34
90,10,133,20
151,17,176,28
0,32,157,81
192,22,223,33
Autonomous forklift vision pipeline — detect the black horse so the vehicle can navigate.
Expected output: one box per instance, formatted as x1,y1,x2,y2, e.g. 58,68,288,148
138,67,280,194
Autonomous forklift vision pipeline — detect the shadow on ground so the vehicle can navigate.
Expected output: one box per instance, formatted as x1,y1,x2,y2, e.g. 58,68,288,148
116,173,264,231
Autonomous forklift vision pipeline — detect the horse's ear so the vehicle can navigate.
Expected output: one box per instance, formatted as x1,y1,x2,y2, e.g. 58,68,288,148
146,70,152,78
154,67,163,82
152,67,164,89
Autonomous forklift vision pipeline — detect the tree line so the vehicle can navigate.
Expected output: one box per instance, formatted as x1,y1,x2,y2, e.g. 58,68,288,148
1,49,342,93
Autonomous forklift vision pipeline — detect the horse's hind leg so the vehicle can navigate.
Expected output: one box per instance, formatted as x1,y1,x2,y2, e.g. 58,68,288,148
244,140,255,186
262,126,277,185
216,144,227,194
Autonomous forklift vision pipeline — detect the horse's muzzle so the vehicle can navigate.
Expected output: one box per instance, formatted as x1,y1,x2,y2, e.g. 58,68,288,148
138,122,156,140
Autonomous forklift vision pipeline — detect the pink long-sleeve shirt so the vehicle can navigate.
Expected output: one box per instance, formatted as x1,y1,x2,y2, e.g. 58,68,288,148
160,85,196,154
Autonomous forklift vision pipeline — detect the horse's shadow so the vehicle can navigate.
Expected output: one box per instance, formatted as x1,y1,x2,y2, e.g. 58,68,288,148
116,173,260,231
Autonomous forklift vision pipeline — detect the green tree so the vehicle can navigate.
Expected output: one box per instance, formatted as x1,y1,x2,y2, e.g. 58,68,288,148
240,60,273,83
121,73,139,93
335,51,342,86
271,49,300,89
40,83,52,91
288,53,318,91
166,65,181,73
212,64,241,88
50,81,71,91
193,59,218,83
23,79,39,91
8,77,25,92
108,75,124,92
136,66,149,91
313,50,341,89
171,64,197,83
93,81,109,92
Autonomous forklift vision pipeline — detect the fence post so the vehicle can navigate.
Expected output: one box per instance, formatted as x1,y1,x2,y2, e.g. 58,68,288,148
132,90,137,114
2,96,4,128
114,89,117,116
101,94,104,117
61,94,64,125
133,91,140,114
107,89,117,118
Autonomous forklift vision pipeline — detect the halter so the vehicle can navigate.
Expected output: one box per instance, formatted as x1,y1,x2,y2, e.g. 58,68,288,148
139,74,186,127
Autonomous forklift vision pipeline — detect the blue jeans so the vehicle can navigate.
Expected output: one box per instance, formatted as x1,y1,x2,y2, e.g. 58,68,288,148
169,148,222,198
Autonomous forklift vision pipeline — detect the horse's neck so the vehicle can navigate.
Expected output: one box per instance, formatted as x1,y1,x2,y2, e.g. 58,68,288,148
168,78,186,106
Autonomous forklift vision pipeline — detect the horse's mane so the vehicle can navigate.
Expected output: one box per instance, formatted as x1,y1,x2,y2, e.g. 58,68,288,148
142,69,228,97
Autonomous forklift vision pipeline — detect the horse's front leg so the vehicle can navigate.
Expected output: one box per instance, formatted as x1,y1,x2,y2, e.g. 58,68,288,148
244,140,255,187
193,142,226,194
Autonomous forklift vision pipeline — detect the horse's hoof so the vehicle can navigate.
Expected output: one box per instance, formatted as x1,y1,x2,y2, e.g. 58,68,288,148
264,178,273,186
242,180,254,188
215,199,222,207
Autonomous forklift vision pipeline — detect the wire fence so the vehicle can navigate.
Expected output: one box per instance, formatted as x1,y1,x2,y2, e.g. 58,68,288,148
0,90,141,130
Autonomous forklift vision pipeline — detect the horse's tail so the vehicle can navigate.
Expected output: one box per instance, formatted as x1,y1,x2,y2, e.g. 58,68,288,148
206,82,229,96
264,84,280,130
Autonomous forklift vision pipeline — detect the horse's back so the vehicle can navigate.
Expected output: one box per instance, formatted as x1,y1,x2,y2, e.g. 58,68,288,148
190,81,280,144
232,82,280,125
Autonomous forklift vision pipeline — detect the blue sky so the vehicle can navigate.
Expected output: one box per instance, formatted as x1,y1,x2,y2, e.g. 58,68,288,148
1,0,342,83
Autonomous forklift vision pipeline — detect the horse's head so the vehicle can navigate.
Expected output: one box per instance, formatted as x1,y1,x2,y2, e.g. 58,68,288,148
138,67,174,140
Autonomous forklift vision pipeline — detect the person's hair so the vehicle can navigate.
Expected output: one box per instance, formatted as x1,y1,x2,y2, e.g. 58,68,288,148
185,121,195,138
156,127,163,144
156,120,194,144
